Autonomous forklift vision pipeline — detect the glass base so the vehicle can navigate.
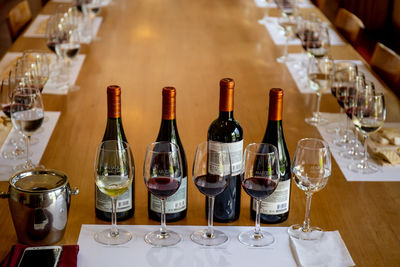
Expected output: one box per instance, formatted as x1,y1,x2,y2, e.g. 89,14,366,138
288,224,323,240
277,55,287,63
339,149,364,160
13,161,44,171
145,229,181,247
95,228,132,245
238,229,274,247
191,229,228,246
348,161,380,174
305,116,328,126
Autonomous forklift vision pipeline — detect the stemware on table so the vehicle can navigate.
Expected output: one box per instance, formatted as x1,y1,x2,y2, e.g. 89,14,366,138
349,91,386,174
305,56,335,126
288,138,331,240
21,50,50,93
277,13,297,63
191,141,231,246
239,143,280,247
94,140,134,245
143,141,183,247
10,87,44,171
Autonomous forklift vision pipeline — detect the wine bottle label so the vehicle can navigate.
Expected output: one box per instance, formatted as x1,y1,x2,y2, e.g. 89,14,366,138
253,179,290,215
150,176,187,214
95,186,132,212
208,140,243,176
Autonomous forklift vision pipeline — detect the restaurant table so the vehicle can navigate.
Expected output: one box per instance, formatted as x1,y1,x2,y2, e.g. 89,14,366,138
1,0,400,266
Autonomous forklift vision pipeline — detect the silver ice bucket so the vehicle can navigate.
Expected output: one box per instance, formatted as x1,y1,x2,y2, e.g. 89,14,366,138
0,169,79,245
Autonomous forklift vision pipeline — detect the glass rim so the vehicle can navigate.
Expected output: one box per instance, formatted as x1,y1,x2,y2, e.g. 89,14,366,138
296,138,329,150
97,140,130,151
245,142,278,155
145,141,179,154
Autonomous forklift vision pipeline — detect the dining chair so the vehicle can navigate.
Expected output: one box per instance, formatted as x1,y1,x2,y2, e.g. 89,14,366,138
371,42,400,97
334,8,364,46
7,0,33,42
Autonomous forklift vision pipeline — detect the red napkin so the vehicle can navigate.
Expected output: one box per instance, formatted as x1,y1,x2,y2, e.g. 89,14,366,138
0,244,79,267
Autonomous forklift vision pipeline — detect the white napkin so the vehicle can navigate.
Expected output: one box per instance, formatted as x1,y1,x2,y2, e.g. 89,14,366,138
289,231,355,267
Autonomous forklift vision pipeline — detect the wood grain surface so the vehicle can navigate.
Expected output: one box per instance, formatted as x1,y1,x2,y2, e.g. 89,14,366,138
1,0,399,265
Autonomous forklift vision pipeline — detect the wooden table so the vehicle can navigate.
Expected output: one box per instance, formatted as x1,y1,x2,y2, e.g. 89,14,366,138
1,0,400,265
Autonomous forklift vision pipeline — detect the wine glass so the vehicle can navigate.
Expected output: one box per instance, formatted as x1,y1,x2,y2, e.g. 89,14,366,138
10,87,44,171
288,138,331,240
349,92,386,174
81,0,103,41
143,141,183,247
94,140,134,245
306,22,330,58
21,50,50,93
191,141,231,246
277,13,296,63
305,56,335,126
239,143,280,247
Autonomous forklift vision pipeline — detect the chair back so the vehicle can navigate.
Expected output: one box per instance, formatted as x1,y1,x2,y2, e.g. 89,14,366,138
334,8,364,46
7,0,33,41
371,43,400,96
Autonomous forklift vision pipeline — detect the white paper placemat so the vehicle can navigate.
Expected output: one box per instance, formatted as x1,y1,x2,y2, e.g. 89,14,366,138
284,54,386,94
254,0,314,8
316,113,400,182
0,52,86,95
0,111,61,181
258,17,346,46
78,225,353,267
23,15,103,44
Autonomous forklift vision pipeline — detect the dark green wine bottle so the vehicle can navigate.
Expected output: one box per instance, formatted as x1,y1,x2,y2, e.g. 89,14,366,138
95,85,135,221
251,88,291,223
148,87,188,222
207,78,243,222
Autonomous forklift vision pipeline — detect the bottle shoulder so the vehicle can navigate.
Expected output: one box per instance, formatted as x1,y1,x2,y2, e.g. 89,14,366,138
208,117,243,142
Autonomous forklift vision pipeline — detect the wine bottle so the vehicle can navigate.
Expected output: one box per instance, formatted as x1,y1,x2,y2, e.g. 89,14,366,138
251,88,291,223
95,85,135,221
207,78,243,222
148,87,188,222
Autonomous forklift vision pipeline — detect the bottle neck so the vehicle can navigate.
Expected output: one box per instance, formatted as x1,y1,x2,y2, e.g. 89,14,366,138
219,110,234,120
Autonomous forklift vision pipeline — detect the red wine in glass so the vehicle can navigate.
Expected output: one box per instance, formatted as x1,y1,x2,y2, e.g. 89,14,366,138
147,177,181,198
242,177,278,200
2,103,29,118
194,174,229,197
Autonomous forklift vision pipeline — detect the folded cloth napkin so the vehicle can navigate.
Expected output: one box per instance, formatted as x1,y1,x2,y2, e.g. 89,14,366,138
0,244,79,267
289,231,355,267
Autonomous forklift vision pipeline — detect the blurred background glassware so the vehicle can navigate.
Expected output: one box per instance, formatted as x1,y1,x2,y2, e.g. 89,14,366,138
143,141,183,247
305,56,335,126
349,91,386,174
81,0,103,41
46,13,68,78
277,13,297,63
306,22,330,59
263,0,273,22
191,141,231,246
21,50,50,93
239,143,280,247
94,140,134,245
10,87,44,171
288,138,331,240
55,28,81,91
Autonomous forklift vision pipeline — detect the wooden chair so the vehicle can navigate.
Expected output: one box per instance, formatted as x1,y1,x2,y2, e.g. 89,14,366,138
7,0,33,41
334,8,364,46
371,42,400,97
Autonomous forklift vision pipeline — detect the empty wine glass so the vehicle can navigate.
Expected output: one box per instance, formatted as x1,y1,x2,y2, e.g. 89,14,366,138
239,143,280,247
143,141,182,247
10,87,44,171
277,13,296,63
21,50,50,93
191,141,231,246
305,56,335,126
82,0,103,41
349,92,386,174
288,138,331,240
94,140,134,245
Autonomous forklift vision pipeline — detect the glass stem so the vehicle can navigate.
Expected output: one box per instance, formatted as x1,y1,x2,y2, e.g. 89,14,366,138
25,135,30,166
302,193,313,232
283,36,288,60
315,92,321,121
254,200,262,238
160,198,167,236
206,196,215,239
362,134,368,168
110,196,119,238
